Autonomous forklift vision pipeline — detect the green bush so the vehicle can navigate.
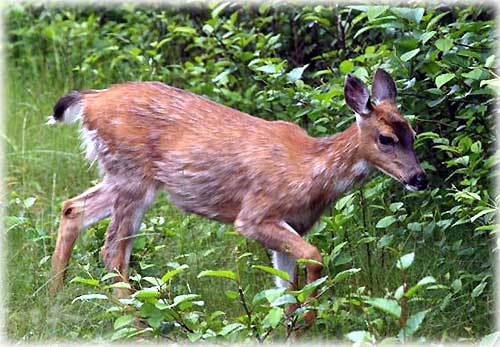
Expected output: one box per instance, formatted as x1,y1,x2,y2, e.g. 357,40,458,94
5,2,497,344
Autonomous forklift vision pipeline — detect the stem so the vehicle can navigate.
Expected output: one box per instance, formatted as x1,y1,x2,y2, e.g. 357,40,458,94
175,315,195,334
399,268,409,331
285,315,299,340
238,284,262,342
360,188,373,290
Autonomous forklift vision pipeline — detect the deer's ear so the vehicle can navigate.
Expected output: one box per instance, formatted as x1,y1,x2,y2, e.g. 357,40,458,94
344,74,372,116
372,68,397,104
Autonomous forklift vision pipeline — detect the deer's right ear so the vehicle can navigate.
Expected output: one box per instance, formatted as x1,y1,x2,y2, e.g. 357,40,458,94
344,74,372,117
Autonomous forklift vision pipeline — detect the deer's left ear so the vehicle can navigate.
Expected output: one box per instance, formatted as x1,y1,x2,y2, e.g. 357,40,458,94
372,68,397,104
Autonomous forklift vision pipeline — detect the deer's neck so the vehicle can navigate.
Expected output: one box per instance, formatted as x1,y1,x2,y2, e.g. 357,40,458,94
310,123,372,198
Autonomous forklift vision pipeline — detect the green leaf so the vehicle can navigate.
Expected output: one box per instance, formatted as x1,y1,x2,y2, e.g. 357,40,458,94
471,208,496,223
264,288,286,303
389,202,404,212
363,298,401,318
104,282,132,290
331,241,348,257
101,273,120,281
426,11,449,30
391,7,425,23
263,307,283,328
345,330,375,343
173,26,196,35
114,315,135,330
394,285,405,300
470,141,482,154
161,264,189,283
255,64,278,74
397,252,415,270
480,77,500,88
133,288,160,299
485,54,496,68
400,48,420,62
462,68,483,80
340,60,354,73
224,290,239,299
198,270,238,281
435,38,453,54
202,24,213,34
72,293,108,304
451,278,462,292
173,294,201,306
417,276,436,286
366,6,389,21
219,322,245,336
211,1,230,18
472,282,487,298
376,216,397,228
420,31,436,44
398,310,429,339
295,276,327,302
286,64,308,82
70,277,99,287
252,265,289,281
435,73,455,88
377,234,394,248
333,268,361,282
142,277,164,287
405,276,436,297
212,70,231,84
270,294,297,307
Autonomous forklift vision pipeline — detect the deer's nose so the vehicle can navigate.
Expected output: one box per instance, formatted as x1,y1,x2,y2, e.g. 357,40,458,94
409,172,428,190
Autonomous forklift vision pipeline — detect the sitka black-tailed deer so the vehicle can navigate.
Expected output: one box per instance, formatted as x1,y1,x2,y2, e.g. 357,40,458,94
48,68,427,324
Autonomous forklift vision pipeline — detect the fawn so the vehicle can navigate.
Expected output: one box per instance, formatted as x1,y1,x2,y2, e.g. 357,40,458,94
48,68,427,324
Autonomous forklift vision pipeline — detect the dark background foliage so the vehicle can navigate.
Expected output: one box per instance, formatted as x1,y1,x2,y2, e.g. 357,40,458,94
5,2,498,344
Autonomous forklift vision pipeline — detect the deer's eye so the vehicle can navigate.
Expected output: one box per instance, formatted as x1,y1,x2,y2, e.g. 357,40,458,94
379,134,396,146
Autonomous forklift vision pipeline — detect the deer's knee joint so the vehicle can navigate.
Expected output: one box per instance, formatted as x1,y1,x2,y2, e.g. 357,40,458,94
234,217,253,237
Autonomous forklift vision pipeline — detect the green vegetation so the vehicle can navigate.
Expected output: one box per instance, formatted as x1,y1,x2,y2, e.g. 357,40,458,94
5,3,498,344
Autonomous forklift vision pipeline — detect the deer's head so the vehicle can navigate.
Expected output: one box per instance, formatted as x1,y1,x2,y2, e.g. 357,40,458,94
344,68,427,191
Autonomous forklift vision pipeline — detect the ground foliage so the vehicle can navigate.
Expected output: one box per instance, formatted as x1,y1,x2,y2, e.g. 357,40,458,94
4,2,499,344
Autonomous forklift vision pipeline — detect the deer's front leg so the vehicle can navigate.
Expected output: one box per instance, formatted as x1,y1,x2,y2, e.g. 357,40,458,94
234,217,323,325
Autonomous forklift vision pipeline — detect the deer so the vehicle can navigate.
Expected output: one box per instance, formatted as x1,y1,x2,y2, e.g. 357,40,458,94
48,68,427,325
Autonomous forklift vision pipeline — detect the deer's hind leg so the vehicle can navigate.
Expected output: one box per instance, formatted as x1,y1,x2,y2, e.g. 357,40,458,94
50,180,116,294
100,183,157,297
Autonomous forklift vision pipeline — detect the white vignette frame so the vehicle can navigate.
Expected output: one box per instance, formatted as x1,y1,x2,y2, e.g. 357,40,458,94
0,0,498,346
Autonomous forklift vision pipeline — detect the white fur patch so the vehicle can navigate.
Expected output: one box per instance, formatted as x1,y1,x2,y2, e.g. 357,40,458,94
271,251,295,288
355,113,363,125
45,116,57,125
271,221,300,287
352,160,370,176
62,101,84,123
279,220,299,236
80,127,99,162
334,178,352,194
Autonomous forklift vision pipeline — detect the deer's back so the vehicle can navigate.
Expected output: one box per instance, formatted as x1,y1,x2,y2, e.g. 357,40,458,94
81,82,318,223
